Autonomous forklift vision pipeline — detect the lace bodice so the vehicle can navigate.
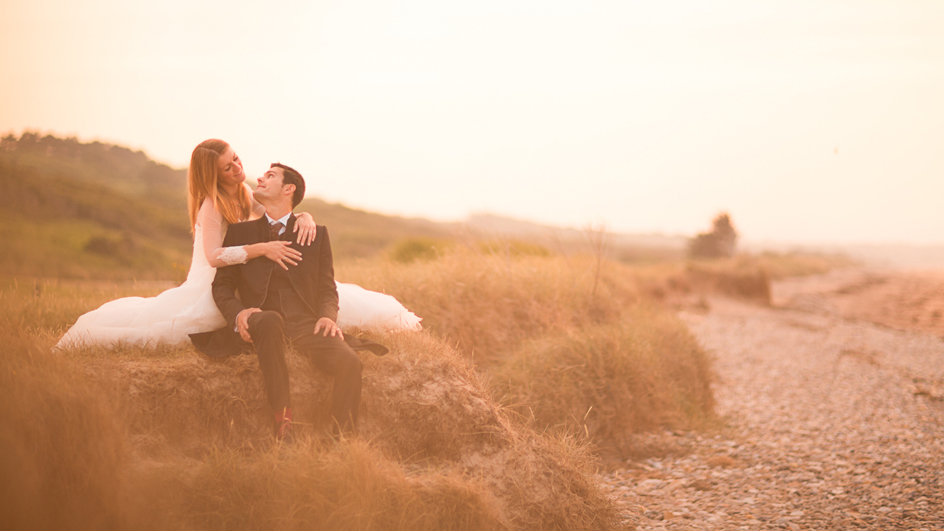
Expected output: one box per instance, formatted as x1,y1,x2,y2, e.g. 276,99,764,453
194,189,265,269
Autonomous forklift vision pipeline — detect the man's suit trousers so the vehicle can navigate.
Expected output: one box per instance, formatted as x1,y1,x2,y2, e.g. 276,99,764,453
248,287,363,433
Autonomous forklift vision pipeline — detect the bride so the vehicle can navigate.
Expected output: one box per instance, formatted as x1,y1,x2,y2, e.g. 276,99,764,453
56,139,421,350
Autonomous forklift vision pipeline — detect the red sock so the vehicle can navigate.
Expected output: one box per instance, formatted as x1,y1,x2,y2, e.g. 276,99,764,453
274,407,292,424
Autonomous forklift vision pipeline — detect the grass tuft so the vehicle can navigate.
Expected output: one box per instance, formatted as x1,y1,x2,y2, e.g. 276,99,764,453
0,322,128,531
182,440,508,531
491,306,714,458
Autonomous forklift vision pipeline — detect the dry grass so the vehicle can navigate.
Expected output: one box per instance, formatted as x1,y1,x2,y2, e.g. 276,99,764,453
682,253,855,305
685,259,772,304
1,279,619,531
750,251,855,280
0,277,173,335
7,242,810,530
0,327,508,531
180,440,507,531
0,322,128,531
341,247,717,457
339,248,641,366
491,306,714,458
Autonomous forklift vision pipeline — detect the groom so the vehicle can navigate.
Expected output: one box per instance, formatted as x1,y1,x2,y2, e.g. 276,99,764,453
192,163,382,441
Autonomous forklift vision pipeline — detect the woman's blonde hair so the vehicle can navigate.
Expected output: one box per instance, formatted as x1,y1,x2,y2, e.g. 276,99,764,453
187,139,252,231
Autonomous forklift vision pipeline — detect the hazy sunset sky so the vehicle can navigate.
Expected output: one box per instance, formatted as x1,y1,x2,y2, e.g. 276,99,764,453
2,0,942,244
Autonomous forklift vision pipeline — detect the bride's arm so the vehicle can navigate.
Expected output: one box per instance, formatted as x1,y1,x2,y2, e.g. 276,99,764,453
293,211,317,245
198,199,302,270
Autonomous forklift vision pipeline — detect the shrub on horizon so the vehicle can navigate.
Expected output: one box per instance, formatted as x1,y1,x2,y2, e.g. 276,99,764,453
478,239,551,258
688,212,737,259
389,237,454,263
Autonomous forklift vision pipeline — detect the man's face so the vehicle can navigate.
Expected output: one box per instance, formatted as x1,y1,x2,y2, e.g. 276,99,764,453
254,167,288,202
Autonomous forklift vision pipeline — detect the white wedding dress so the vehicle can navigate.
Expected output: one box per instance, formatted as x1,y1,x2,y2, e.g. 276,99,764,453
56,197,421,350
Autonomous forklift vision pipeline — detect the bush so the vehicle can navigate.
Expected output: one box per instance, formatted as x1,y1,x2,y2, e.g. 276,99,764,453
389,237,454,263
491,307,715,457
478,239,551,258
688,213,737,259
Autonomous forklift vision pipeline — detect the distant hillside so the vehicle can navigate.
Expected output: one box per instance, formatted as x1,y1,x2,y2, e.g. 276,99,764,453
0,133,690,280
0,133,454,279
297,198,452,260
744,241,944,270
1,133,187,211
466,213,687,262
0,133,192,279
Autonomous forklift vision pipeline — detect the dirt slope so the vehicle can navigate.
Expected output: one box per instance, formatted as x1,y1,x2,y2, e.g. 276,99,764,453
773,268,944,338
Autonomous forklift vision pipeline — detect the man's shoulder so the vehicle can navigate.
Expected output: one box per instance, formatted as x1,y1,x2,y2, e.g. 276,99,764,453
316,224,332,244
224,218,264,243
229,218,265,232
231,217,264,228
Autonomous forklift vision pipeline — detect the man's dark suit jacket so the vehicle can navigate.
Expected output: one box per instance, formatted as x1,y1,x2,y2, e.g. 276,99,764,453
190,214,387,358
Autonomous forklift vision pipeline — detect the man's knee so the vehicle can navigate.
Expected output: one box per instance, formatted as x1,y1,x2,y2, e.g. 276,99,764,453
249,311,284,335
336,343,363,376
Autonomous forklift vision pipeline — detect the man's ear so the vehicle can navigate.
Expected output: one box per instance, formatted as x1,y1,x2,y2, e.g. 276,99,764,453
283,183,296,197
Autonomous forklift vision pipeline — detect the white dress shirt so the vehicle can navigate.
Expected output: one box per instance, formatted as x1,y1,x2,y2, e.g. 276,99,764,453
264,212,292,235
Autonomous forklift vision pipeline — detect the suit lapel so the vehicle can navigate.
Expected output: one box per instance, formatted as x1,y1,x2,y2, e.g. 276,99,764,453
253,216,272,243
280,214,320,316
280,213,297,242
250,216,275,289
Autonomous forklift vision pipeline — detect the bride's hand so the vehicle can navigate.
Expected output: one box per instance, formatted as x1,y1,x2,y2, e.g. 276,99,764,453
262,241,303,270
294,212,317,246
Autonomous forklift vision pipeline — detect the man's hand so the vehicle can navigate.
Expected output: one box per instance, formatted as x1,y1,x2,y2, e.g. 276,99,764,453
260,241,302,270
236,308,262,342
313,317,343,339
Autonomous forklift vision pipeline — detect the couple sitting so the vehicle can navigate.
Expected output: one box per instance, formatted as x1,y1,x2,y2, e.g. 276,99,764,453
193,162,376,440
57,140,421,441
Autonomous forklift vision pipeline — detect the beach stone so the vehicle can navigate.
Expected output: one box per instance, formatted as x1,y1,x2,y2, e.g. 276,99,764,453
595,282,944,530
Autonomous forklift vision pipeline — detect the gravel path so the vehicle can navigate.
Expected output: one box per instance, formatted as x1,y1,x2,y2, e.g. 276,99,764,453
599,294,944,530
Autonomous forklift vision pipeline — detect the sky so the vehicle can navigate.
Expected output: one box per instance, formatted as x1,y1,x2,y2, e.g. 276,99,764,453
2,0,943,244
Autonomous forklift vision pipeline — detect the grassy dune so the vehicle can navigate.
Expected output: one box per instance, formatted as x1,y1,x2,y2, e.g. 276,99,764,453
0,247,726,531
492,309,714,457
2,283,619,530
341,249,717,452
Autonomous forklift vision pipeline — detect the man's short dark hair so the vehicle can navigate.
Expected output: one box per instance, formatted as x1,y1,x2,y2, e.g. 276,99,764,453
270,163,306,208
